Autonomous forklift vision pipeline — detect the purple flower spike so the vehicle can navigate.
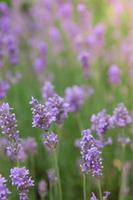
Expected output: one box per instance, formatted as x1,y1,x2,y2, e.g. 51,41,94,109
65,86,85,112
0,174,10,200
10,167,34,200
80,129,103,177
42,81,55,100
0,81,10,100
38,180,47,198
46,94,69,125
30,97,57,130
0,103,19,141
90,193,98,200
112,103,132,128
43,132,58,152
108,64,121,85
91,109,112,135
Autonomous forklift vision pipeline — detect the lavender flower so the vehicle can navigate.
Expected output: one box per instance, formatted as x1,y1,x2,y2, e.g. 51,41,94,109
30,97,57,130
117,135,131,146
78,51,90,79
0,81,10,100
47,169,57,184
0,103,19,140
80,129,103,177
91,109,112,135
112,103,132,128
38,180,47,198
42,81,55,100
65,86,85,112
108,64,121,85
43,132,58,152
22,137,37,156
10,167,34,200
90,193,98,200
0,174,10,200
46,94,69,124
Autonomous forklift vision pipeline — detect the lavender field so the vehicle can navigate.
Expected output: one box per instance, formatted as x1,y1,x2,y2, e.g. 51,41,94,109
0,0,133,200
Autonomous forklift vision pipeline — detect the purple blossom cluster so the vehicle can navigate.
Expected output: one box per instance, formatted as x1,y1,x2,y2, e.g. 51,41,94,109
30,94,69,130
65,86,85,112
80,129,103,177
91,109,112,135
38,180,47,199
0,174,10,200
112,103,132,128
0,81,10,100
30,97,57,130
10,167,34,200
43,132,58,152
90,191,110,200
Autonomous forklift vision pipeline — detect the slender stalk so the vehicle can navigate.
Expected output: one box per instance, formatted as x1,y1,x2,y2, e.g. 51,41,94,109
83,174,87,200
119,144,126,200
54,151,62,200
49,182,53,200
97,179,102,200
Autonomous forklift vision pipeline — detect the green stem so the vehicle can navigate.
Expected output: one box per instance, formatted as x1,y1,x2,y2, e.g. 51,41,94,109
49,182,53,200
119,145,126,200
54,151,62,200
97,180,102,200
83,174,87,200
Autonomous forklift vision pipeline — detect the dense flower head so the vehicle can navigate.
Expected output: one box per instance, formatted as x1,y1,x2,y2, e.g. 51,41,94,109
38,180,47,198
0,81,10,100
65,86,85,112
112,103,132,127
43,132,58,152
80,129,103,177
42,81,55,100
91,109,112,135
0,103,19,141
46,94,69,124
108,64,121,85
30,97,57,130
10,167,34,200
0,174,10,200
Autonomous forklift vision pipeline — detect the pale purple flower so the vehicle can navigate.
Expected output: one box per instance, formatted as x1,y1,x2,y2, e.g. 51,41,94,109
65,86,85,112
30,97,57,130
43,132,58,152
80,129,103,177
112,103,132,127
47,169,57,183
0,81,10,100
10,167,34,200
46,94,69,124
78,51,90,79
103,191,111,200
91,109,112,135
95,137,113,149
42,81,55,100
0,103,19,141
117,135,131,145
38,180,47,198
0,174,10,200
90,193,98,200
22,137,37,156
108,64,121,85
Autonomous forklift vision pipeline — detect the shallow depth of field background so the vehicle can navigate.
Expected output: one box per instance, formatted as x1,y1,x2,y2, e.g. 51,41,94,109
0,0,133,199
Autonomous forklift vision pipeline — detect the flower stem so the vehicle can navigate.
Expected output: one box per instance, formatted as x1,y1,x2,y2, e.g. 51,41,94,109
83,174,87,200
54,151,62,200
97,179,102,200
